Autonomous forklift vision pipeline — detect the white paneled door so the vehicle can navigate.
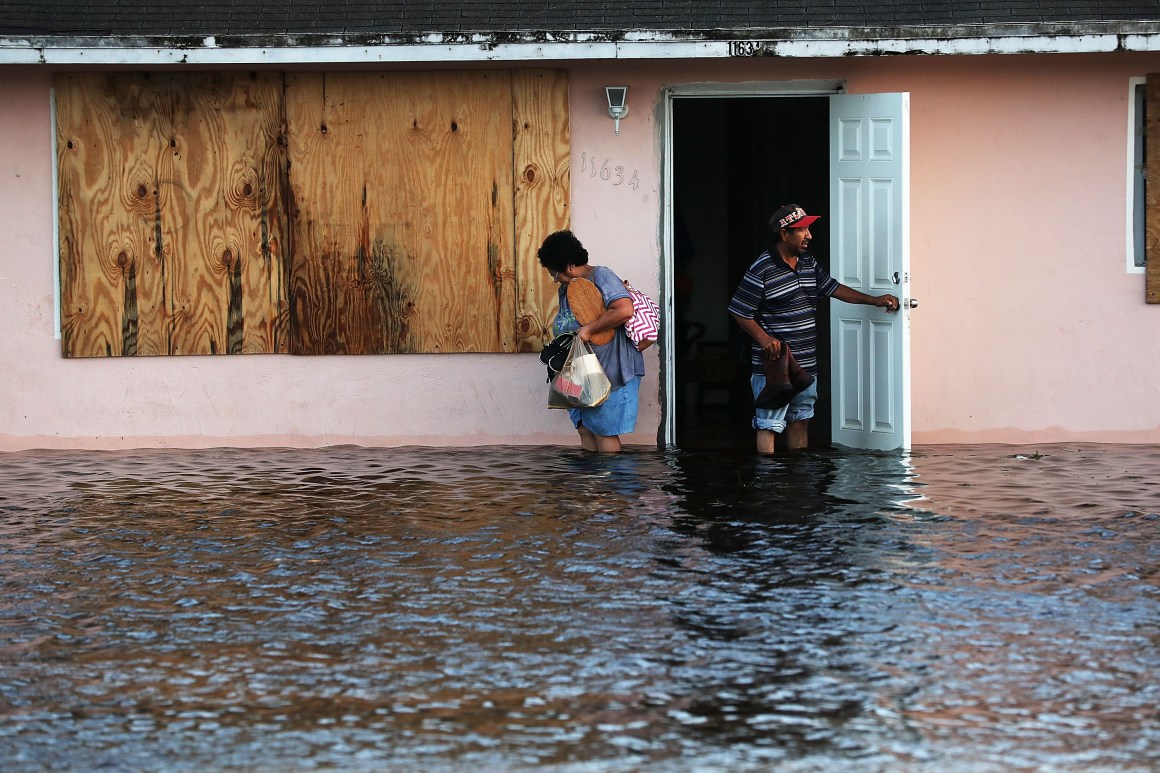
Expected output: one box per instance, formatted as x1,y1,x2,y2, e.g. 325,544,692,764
829,93,911,450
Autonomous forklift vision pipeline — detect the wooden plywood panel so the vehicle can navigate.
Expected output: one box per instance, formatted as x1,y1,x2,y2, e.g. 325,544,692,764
56,72,289,356
57,73,166,356
512,70,571,352
286,71,518,354
1147,74,1160,303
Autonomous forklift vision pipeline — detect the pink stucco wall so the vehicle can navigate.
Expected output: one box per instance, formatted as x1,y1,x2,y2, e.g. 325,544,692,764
578,53,1160,445
0,67,663,451
1,51,1159,450
851,55,1160,443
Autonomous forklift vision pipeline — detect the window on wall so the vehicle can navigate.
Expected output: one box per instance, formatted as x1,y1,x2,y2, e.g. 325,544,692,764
54,70,570,357
1130,77,1146,270
1132,73,1160,303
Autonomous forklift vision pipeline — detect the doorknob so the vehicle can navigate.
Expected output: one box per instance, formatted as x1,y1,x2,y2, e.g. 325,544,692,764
905,298,918,309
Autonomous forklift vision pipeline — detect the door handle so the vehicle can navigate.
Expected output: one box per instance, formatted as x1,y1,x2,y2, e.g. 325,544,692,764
904,298,918,309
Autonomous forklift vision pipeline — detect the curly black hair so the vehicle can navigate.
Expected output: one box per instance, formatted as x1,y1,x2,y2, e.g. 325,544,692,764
537,230,589,273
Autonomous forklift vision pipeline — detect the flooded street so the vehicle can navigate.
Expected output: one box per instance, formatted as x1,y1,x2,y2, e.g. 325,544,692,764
0,444,1157,772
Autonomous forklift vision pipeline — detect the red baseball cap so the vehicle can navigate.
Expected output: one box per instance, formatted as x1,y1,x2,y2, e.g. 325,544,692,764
770,204,820,230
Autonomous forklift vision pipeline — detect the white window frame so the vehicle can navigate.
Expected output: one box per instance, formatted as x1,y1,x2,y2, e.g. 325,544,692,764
51,86,62,338
1127,76,1146,274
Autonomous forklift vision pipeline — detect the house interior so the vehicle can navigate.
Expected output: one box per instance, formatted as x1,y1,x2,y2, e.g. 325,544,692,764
671,95,831,450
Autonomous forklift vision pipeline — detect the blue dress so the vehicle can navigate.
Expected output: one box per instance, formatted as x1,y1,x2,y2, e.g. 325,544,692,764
552,266,646,436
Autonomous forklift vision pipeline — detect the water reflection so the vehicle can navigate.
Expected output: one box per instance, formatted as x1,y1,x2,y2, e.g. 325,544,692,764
0,444,1157,771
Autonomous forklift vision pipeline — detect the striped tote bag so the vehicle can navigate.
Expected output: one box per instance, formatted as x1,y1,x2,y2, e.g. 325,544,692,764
622,280,660,351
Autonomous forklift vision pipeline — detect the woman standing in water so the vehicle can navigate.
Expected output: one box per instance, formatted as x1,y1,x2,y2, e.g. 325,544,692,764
538,230,645,453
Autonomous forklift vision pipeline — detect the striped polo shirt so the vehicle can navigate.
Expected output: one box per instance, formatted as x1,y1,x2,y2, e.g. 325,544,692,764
727,250,838,375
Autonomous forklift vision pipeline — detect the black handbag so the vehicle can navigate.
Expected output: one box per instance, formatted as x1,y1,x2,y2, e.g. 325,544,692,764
539,332,575,380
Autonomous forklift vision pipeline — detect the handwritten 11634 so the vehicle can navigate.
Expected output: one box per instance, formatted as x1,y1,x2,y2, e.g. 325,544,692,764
580,153,640,190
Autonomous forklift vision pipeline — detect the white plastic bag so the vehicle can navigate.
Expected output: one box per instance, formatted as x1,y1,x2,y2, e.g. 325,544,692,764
548,335,611,409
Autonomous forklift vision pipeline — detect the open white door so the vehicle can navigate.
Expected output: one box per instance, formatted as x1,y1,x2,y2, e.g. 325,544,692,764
829,92,911,450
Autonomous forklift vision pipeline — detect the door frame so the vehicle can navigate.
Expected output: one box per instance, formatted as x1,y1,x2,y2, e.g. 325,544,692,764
660,80,845,448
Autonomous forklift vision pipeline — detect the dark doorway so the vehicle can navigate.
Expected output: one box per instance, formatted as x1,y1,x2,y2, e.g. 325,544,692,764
671,96,831,451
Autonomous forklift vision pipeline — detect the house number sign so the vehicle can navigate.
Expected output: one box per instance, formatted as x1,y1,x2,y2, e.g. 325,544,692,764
728,40,772,56
580,153,640,190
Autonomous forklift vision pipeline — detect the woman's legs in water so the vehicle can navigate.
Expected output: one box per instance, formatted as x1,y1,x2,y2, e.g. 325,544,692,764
577,425,622,453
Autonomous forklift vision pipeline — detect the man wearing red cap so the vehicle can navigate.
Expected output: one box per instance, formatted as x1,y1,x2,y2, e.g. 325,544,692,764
728,204,900,455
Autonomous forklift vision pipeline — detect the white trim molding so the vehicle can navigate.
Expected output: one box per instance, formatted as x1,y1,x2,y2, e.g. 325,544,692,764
3,22,1160,65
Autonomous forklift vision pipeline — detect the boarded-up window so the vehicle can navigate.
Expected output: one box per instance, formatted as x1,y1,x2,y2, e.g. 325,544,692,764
56,72,290,356
55,70,569,356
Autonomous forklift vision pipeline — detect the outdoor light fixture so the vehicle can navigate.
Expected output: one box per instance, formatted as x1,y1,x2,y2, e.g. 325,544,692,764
605,86,628,135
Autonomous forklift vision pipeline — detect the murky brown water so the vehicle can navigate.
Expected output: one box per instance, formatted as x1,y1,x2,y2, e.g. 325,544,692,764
0,443,1157,772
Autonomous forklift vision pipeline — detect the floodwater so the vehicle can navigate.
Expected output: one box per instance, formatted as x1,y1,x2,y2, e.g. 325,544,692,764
0,443,1157,773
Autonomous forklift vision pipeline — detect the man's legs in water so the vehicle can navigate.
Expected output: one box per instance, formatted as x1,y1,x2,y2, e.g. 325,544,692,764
786,420,809,450
756,429,776,454
756,420,809,455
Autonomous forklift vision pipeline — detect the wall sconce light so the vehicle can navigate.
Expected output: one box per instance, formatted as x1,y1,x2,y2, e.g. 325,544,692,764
605,86,628,135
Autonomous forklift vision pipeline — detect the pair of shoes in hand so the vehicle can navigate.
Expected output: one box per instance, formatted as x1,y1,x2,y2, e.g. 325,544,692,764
755,344,814,409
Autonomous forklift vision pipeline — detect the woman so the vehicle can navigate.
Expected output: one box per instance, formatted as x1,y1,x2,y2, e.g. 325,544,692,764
538,230,645,453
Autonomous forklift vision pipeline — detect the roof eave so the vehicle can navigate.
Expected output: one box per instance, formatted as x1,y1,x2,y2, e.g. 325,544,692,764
3,22,1159,65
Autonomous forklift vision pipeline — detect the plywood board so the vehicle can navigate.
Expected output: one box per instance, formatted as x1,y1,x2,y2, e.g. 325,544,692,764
512,69,571,351
285,71,519,354
56,72,289,356
57,69,569,358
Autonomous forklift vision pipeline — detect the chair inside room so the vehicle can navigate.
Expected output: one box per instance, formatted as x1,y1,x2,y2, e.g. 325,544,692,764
678,321,744,414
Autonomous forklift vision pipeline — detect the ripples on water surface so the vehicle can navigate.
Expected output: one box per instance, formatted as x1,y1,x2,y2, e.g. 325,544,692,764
0,443,1157,772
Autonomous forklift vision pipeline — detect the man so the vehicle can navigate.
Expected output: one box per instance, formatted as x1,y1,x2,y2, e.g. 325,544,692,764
728,204,900,455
